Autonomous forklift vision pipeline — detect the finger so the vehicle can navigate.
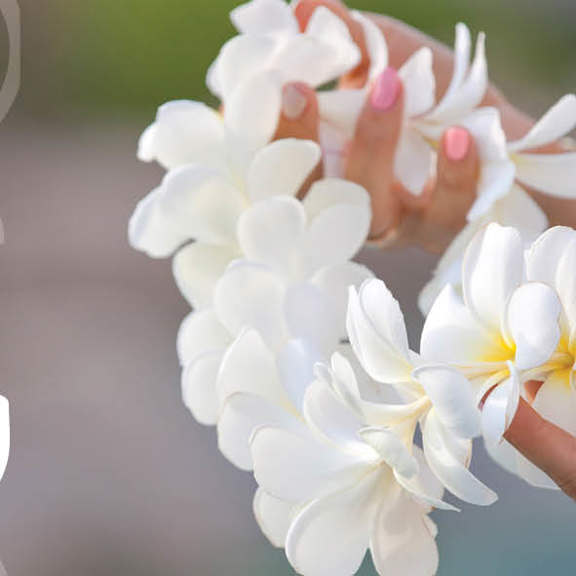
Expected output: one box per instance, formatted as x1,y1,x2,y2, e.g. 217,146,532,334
395,127,478,252
345,67,404,240
524,380,544,404
505,399,576,500
275,82,323,195
424,127,478,244
293,0,369,88
275,82,320,142
368,13,536,140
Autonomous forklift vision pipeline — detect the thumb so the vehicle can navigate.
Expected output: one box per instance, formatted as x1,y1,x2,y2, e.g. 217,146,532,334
505,398,576,500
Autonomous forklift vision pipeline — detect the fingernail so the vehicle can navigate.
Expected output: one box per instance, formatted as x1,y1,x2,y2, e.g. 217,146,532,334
444,127,471,161
371,67,401,112
282,83,308,120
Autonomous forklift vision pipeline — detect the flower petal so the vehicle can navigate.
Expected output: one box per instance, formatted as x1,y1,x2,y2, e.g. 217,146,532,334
286,471,380,576
352,10,388,82
399,48,435,118
370,488,439,576
276,339,321,413
247,139,321,202
462,223,524,332
347,281,413,384
284,283,341,355
251,426,368,503
177,309,231,366
421,284,503,366
224,71,282,151
414,365,481,439
394,129,435,197
231,0,298,35
360,427,418,478
181,350,223,426
526,225,576,285
160,165,245,245
393,447,455,512
214,262,287,348
505,283,561,371
508,95,576,152
303,177,370,219
418,218,483,315
533,370,576,437
238,196,306,274
481,365,520,445
218,329,289,405
459,115,516,214
357,280,411,360
514,151,576,199
556,236,576,332
329,352,424,428
253,488,296,549
128,187,189,258
429,27,487,124
212,35,278,99
317,89,365,141
422,411,498,505
303,6,361,81
138,101,226,171
311,262,374,337
218,392,302,471
303,379,367,449
426,23,471,121
299,181,371,276
172,242,237,309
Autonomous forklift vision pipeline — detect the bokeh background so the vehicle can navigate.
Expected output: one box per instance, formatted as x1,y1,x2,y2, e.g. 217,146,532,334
0,1,575,575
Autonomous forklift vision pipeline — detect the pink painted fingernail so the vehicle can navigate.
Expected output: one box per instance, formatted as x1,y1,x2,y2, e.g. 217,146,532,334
282,83,308,119
444,127,471,161
371,67,401,112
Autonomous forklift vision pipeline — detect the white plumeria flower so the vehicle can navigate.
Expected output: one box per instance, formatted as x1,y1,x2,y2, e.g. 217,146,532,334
421,223,562,447
420,95,576,312
251,351,445,576
207,0,361,150
133,120,320,302
320,23,493,198
488,226,576,489
216,329,317,471
178,175,373,426
347,279,497,506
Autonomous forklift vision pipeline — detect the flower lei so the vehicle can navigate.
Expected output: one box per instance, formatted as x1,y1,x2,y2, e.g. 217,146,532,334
129,1,576,574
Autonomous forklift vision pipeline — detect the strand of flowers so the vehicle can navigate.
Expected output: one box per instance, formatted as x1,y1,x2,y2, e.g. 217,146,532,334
129,1,576,574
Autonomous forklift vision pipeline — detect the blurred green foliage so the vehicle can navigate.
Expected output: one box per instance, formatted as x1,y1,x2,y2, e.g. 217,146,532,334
19,0,576,120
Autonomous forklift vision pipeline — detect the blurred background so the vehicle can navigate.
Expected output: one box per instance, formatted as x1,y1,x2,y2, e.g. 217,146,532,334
0,0,575,574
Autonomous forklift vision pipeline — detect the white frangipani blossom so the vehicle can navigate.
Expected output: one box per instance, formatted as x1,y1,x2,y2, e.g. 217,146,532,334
421,223,562,446
207,0,361,150
320,23,493,197
251,352,444,576
176,159,373,427
347,279,497,506
420,96,576,312
488,226,576,489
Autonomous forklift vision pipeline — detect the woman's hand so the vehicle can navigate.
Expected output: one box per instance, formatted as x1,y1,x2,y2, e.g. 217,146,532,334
505,395,576,501
276,0,575,250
